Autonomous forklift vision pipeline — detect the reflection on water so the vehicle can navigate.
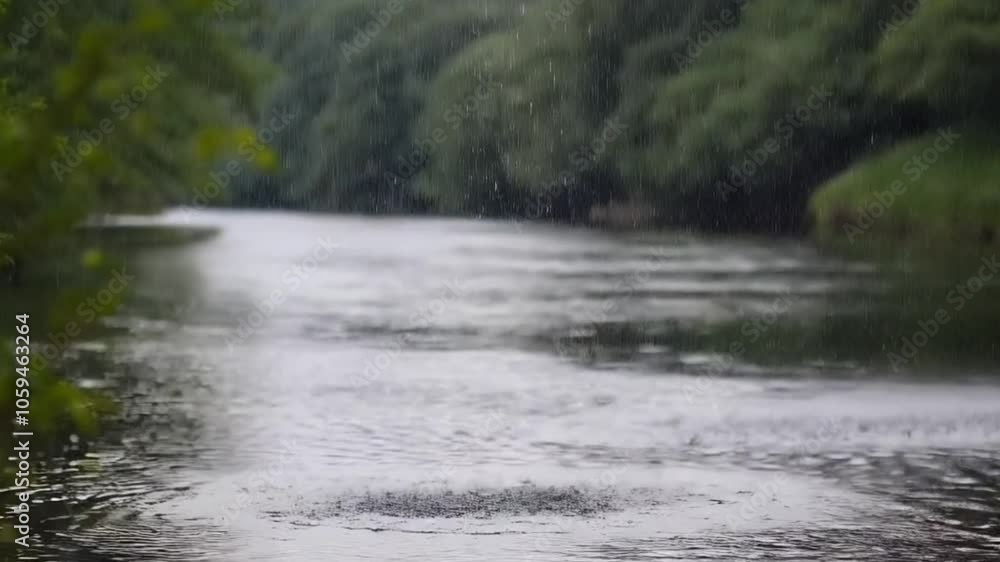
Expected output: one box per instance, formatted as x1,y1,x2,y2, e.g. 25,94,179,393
14,211,1000,561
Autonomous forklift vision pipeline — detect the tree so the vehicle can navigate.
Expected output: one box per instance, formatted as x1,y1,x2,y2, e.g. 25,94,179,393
0,0,266,504
1,0,263,266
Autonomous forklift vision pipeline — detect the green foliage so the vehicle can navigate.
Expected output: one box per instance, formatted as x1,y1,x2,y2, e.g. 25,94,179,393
607,0,894,230
0,0,262,262
235,0,1000,238
0,0,264,506
874,0,1000,123
413,10,598,217
0,342,113,459
241,0,1000,231
810,129,1000,250
236,0,526,212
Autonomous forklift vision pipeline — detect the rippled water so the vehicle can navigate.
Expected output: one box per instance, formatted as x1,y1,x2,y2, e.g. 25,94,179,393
23,211,1000,560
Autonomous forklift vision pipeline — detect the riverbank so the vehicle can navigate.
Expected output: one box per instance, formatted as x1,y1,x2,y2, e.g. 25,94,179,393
810,128,1000,262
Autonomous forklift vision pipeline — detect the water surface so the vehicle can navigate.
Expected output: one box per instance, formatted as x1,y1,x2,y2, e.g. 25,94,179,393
30,211,1000,560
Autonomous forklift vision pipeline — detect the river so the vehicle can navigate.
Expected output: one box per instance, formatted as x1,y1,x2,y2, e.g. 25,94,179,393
29,210,1000,560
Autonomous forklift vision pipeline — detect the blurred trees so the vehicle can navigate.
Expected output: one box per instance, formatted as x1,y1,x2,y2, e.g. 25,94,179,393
4,0,996,252
1,0,263,264
873,0,1000,123
242,0,1000,234
235,0,527,212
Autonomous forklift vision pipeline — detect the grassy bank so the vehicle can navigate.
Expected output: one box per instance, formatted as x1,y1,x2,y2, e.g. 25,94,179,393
809,129,1000,261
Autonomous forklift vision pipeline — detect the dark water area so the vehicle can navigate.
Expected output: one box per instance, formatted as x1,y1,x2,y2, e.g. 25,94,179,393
10,210,1000,561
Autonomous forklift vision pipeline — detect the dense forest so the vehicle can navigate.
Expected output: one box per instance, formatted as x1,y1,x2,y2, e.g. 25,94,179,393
5,0,995,242
225,0,1000,240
